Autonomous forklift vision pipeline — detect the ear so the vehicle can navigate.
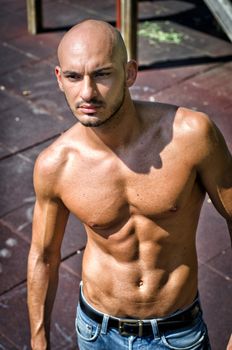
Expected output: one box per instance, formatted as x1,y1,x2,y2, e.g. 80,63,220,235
55,66,64,92
125,60,138,87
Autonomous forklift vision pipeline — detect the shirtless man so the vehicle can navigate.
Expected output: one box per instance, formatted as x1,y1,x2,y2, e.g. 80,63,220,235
27,20,232,350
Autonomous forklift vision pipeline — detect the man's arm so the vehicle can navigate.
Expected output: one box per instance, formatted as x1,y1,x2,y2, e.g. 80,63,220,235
193,113,232,349
196,115,232,243
27,152,69,350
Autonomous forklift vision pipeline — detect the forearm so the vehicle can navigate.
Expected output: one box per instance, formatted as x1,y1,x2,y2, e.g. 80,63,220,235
27,248,60,350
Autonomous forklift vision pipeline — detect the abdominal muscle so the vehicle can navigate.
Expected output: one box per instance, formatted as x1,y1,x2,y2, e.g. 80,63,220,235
81,220,199,319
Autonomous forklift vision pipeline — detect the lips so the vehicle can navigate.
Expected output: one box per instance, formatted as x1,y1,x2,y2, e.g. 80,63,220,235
79,105,97,113
78,104,102,114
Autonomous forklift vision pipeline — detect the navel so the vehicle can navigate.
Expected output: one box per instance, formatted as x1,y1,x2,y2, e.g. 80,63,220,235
169,205,178,212
138,279,144,287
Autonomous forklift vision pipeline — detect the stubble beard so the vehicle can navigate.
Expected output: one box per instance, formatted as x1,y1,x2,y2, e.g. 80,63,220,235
65,86,126,128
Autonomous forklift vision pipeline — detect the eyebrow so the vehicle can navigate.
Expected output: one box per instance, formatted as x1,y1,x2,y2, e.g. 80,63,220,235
62,65,114,76
62,71,80,76
94,65,114,72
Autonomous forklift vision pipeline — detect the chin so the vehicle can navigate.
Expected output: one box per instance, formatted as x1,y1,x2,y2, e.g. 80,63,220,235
76,116,104,127
74,107,116,127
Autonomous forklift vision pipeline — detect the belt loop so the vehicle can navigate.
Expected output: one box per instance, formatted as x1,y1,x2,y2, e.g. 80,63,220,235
79,281,83,298
150,319,159,338
101,314,109,334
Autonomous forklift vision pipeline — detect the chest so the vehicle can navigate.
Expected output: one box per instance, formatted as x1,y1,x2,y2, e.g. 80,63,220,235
60,150,198,228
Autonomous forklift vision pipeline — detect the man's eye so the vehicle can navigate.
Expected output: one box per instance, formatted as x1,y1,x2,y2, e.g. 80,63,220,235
95,72,110,78
66,74,81,81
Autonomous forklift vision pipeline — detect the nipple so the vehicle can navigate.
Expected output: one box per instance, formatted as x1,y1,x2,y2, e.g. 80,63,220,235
88,221,99,228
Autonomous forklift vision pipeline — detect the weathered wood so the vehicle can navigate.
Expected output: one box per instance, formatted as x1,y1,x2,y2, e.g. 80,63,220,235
120,0,138,60
203,0,232,41
26,0,43,34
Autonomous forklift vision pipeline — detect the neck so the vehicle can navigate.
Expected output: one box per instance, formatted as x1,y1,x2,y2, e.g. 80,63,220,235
82,95,141,150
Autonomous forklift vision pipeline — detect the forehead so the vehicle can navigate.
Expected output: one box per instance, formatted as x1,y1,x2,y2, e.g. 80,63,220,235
59,31,116,71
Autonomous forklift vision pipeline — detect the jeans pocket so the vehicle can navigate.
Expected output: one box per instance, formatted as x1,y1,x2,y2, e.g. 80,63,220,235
76,306,101,342
161,316,207,350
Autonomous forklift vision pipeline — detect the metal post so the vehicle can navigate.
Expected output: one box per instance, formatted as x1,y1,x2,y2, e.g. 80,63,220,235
119,0,138,61
203,0,232,42
27,0,43,34
116,0,121,29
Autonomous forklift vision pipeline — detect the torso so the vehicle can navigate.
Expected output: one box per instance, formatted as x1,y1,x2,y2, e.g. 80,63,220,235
52,102,206,318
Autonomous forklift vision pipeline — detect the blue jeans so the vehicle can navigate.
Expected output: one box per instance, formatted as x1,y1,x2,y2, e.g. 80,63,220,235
75,288,211,350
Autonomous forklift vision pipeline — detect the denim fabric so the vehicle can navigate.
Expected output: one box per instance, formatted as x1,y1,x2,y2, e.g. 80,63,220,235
75,289,211,350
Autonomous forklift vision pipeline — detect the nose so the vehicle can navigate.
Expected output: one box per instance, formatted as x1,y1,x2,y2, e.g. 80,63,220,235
80,76,97,102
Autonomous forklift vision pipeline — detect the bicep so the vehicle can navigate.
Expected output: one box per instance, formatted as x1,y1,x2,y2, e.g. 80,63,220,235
31,153,70,258
197,123,232,220
31,197,70,257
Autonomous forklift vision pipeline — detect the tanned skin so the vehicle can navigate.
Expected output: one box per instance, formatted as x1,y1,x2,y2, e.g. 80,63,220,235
27,20,232,350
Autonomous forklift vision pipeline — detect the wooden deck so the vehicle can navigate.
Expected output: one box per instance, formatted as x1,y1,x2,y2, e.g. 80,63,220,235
0,1,231,349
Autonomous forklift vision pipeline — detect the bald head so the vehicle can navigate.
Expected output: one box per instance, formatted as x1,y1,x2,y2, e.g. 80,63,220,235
57,19,128,67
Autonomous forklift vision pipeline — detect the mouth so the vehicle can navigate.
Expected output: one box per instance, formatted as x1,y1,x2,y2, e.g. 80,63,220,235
78,104,102,114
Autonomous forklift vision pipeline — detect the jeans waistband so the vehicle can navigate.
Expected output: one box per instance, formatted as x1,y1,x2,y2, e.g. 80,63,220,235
79,284,201,337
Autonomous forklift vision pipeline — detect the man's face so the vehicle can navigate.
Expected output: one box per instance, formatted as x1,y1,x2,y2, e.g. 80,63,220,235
56,39,127,127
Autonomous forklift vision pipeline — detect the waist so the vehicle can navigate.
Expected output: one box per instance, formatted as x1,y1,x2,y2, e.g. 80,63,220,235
79,283,201,337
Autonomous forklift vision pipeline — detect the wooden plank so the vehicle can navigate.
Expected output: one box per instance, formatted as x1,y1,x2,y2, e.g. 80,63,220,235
26,0,43,34
120,0,138,60
203,0,232,41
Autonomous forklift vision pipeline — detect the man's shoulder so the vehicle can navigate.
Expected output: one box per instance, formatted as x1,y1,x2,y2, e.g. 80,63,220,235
35,141,69,176
174,107,220,162
175,106,213,136
36,124,82,170
34,127,82,195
